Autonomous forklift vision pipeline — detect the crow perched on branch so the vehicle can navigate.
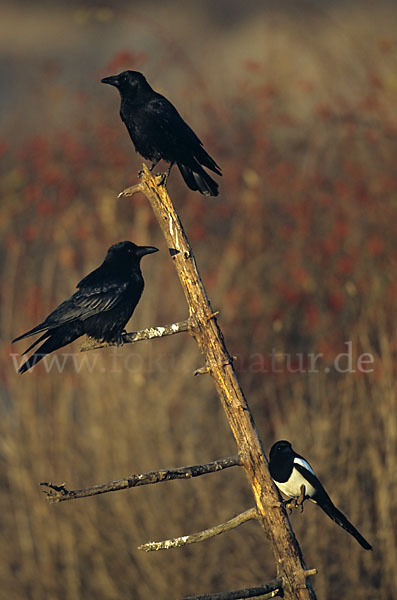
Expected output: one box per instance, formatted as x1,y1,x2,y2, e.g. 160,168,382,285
12,241,158,374
101,70,222,196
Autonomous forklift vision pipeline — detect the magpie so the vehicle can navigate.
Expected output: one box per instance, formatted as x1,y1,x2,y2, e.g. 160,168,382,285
269,440,372,550
101,70,222,196
12,241,158,374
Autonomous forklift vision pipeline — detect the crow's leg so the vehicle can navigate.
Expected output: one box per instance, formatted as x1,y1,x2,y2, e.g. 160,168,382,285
102,331,127,346
157,162,175,187
149,161,160,172
138,161,160,177
114,331,126,346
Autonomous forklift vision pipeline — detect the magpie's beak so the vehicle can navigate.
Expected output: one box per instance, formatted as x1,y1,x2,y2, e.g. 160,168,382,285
101,75,119,87
136,246,159,258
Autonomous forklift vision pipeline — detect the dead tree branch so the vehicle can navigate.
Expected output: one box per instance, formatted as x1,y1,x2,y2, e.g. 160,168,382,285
180,578,283,600
118,165,317,600
40,456,241,503
80,319,190,351
138,507,257,552
180,570,316,600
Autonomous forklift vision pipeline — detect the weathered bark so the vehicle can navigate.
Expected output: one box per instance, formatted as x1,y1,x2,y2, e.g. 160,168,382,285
118,165,317,600
41,456,240,502
138,508,258,552
180,578,283,600
80,319,190,351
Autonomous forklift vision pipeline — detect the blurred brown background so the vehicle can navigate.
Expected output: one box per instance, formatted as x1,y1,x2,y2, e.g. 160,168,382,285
0,1,396,599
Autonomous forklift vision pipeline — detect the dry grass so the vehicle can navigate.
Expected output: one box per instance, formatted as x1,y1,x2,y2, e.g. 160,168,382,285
0,4,396,599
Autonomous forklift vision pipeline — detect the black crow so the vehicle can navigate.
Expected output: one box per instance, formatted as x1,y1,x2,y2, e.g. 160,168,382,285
269,440,372,550
12,241,158,374
101,70,221,196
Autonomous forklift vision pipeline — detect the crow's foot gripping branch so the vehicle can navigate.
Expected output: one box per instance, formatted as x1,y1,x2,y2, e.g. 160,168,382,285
80,320,191,352
156,161,175,187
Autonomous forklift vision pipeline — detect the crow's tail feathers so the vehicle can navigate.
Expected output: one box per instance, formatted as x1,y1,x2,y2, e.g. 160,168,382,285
17,328,81,374
320,499,372,550
18,351,48,375
178,163,219,197
195,147,222,176
22,331,51,355
12,322,49,343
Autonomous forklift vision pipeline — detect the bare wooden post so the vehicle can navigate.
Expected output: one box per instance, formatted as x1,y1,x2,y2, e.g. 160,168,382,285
119,165,317,600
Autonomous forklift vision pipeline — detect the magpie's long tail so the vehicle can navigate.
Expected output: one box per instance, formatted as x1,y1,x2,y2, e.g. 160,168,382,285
178,163,219,197
17,328,81,374
319,498,372,550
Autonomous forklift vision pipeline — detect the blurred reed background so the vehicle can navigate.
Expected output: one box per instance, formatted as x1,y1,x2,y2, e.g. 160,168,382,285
0,1,396,598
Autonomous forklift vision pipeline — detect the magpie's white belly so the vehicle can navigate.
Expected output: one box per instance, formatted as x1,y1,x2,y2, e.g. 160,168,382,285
275,467,316,499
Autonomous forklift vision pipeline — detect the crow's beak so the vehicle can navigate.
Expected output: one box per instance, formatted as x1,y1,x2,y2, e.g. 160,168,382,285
136,246,159,257
101,75,119,87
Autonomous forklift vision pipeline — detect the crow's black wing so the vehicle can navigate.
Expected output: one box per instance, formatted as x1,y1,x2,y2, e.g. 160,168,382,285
144,95,221,174
13,281,129,342
148,94,203,143
45,281,130,326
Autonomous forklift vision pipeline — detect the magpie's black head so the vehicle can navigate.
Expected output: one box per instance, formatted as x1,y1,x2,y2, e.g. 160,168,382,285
105,241,158,268
101,70,150,95
269,440,294,461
